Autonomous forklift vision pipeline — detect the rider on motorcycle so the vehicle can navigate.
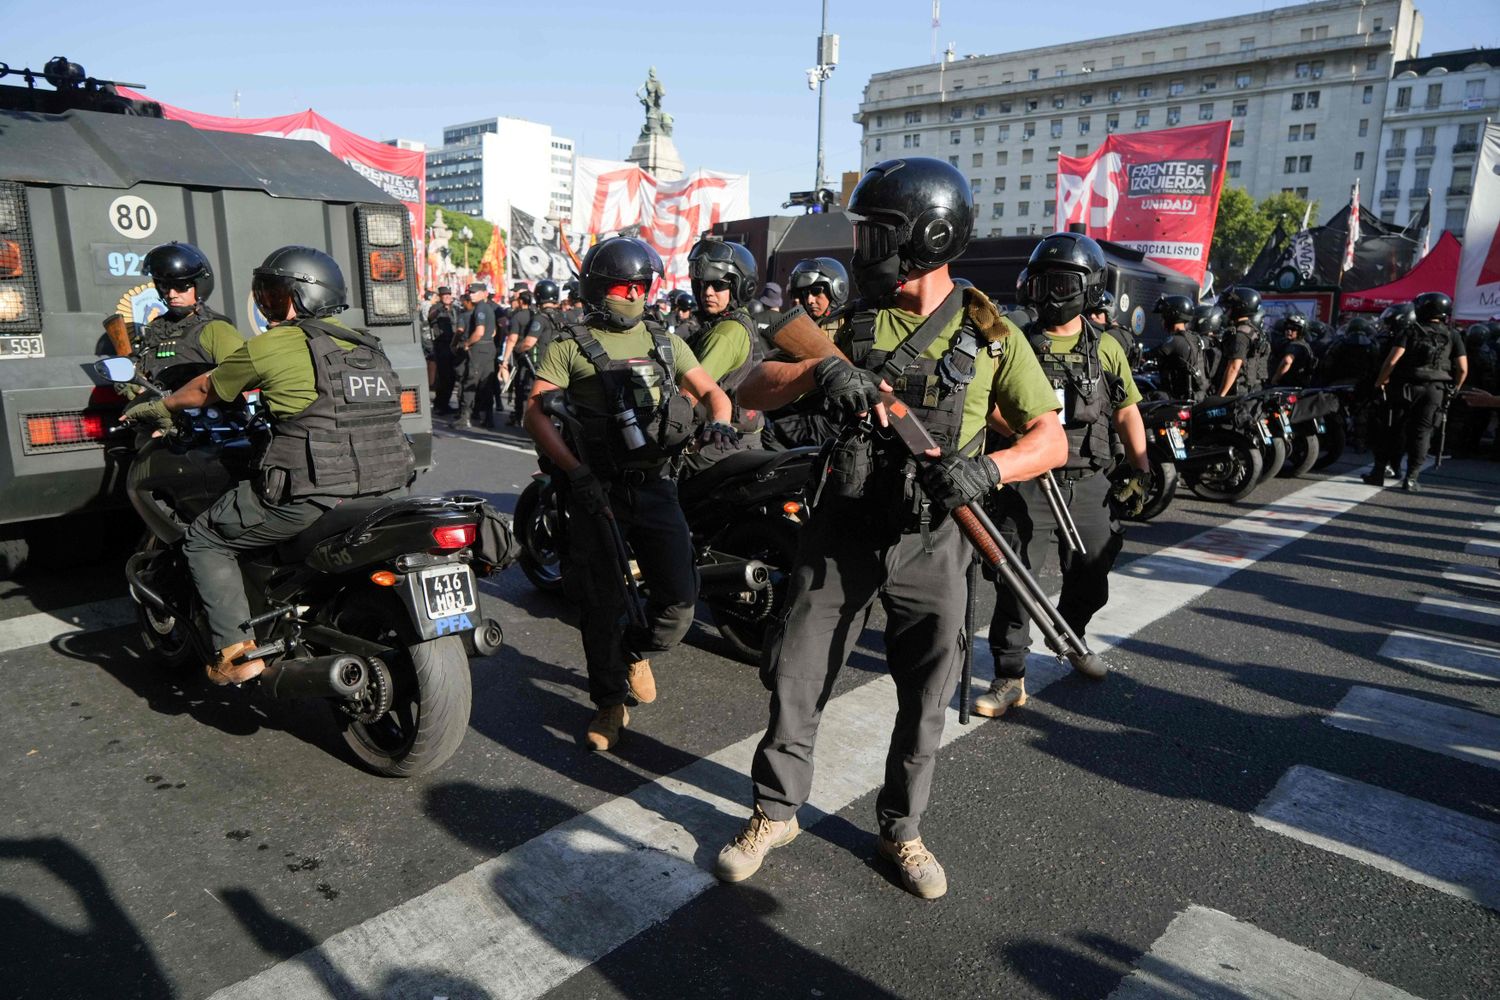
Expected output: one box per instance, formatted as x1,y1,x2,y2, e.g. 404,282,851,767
130,242,245,392
122,246,414,686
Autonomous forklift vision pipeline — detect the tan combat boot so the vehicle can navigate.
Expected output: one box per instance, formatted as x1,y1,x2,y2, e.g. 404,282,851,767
585,704,629,751
206,640,265,686
627,658,657,703
972,677,1026,718
877,835,948,899
714,806,799,883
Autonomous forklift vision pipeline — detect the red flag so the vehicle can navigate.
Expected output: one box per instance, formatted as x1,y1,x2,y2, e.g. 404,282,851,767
1055,121,1231,285
1342,180,1361,275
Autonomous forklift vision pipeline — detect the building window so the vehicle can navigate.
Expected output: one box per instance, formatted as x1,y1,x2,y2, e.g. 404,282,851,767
1232,101,1247,117
950,106,964,121
1022,148,1034,164
1173,46,1187,60
1227,160,1241,178
998,100,1012,113
1235,72,1252,89
1445,207,1466,234
971,178,983,193
1354,151,1365,169
1142,51,1155,63
1053,94,1066,109
1285,156,1297,174
950,129,961,145
1296,187,1308,198
1421,125,1436,147
1288,125,1302,143
1111,56,1125,69
1373,17,1384,31
1307,91,1319,109
1291,92,1304,110
1414,166,1430,188
1108,87,1123,104
1169,79,1185,96
905,110,923,124
1304,124,1316,141
1395,86,1411,109
1076,143,1089,155
997,151,1009,165
1467,79,1485,102
1107,113,1120,133
1028,68,1039,80
992,203,1005,219
1358,118,1369,137
978,75,989,85
1082,61,1095,72
1230,129,1244,147
1020,175,1032,191
1018,201,1031,216
1366,53,1378,71
903,133,920,148
1239,37,1255,51
1138,83,1153,98
1299,156,1312,173
1050,119,1064,138
1025,97,1039,112
997,125,1010,142
948,155,959,167
1046,172,1057,188
975,103,988,118
1045,199,1057,216
1167,106,1182,125
875,114,885,128
952,81,965,92
1206,42,1221,55
1079,92,1093,106
996,176,1007,190
1135,109,1150,127
1079,116,1092,134
1201,75,1218,92
974,127,986,143
1385,169,1400,189
874,137,882,152
1023,122,1036,140
972,152,984,167
1459,122,1480,143
1425,83,1443,108
1300,28,1313,42
1047,146,1060,161
1363,85,1374,104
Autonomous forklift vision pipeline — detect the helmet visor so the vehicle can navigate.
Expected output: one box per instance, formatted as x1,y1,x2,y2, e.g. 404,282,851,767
1023,270,1086,305
852,221,901,264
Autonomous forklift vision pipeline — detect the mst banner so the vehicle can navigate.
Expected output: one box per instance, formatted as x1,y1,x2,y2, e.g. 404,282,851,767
573,158,751,290
1056,120,1230,285
1455,122,1500,322
116,88,426,267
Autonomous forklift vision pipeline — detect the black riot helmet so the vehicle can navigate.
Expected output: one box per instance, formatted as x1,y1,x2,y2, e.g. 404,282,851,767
1344,316,1375,338
1192,303,1225,337
534,279,561,305
1379,301,1416,333
1464,323,1489,352
687,238,759,309
144,241,215,310
1218,286,1261,320
1413,291,1453,323
252,245,347,321
847,157,974,303
578,236,663,331
671,290,697,312
787,256,851,316
1154,294,1195,327
1017,232,1108,328
1088,289,1117,321
1281,313,1308,337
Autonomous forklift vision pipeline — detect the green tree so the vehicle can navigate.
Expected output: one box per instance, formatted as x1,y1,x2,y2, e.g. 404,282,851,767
424,205,501,272
1209,187,1319,284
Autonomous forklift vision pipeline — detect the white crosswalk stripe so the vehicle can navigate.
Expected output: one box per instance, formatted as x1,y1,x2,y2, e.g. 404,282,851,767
0,597,135,651
1442,564,1500,590
1415,594,1500,627
1378,630,1500,681
1251,765,1500,911
1108,905,1421,1000
1325,686,1500,771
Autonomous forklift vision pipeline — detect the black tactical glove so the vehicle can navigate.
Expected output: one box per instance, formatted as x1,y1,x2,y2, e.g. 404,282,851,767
920,453,1002,512
1111,467,1150,518
699,420,740,449
814,356,883,422
564,463,609,518
121,397,173,433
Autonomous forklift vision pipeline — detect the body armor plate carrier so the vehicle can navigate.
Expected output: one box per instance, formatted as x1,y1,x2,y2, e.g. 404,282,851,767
691,308,766,435
137,307,223,386
563,322,696,476
1398,322,1454,383
257,318,414,503
1027,320,1119,473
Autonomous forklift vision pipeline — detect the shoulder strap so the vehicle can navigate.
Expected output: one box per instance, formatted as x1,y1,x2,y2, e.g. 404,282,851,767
298,317,384,353
847,309,878,364
567,324,612,373
650,327,675,374
875,286,967,383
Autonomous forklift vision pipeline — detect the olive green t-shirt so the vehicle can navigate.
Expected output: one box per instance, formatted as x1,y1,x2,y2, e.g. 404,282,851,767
210,319,359,418
1039,327,1143,410
694,314,751,382
196,319,248,363
844,307,1060,449
535,323,700,414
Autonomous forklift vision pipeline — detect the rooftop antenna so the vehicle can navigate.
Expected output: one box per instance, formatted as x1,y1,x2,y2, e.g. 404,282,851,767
930,0,941,64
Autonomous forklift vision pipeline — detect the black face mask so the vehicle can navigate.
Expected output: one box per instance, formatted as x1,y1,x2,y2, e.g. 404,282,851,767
1037,299,1084,327
852,252,904,306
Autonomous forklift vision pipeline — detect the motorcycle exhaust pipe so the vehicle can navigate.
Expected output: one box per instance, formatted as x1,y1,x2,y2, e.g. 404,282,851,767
258,654,369,700
463,617,505,658
699,559,772,596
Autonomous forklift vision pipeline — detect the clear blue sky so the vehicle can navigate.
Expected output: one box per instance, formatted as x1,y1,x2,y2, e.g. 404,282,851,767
5,0,1495,216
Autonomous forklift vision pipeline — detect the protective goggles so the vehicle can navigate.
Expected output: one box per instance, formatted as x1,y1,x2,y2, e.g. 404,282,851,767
1022,270,1087,304
852,220,904,263
604,280,653,299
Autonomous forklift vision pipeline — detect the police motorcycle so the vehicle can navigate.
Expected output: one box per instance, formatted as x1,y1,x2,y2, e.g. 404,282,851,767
96,356,510,778
514,392,817,664
1129,397,1191,521
1135,360,1269,504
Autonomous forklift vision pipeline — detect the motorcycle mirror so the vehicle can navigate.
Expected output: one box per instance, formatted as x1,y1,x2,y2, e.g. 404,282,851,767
96,356,137,383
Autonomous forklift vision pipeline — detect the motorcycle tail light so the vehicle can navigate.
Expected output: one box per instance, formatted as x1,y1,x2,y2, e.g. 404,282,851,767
370,571,397,587
431,523,477,550
782,501,802,516
1177,408,1191,422
1286,394,1298,405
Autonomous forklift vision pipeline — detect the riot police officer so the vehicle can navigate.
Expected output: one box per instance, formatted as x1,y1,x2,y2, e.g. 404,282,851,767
667,290,700,340
1272,314,1317,387
1153,295,1208,401
975,232,1148,719
122,247,413,684
504,288,536,419
453,282,499,428
715,157,1067,899
504,278,567,426
785,256,850,334
1087,290,1141,369
680,237,766,472
1213,287,1264,396
427,286,460,414
135,242,244,389
1192,303,1225,384
524,238,734,751
1455,323,1497,456
1366,292,1468,491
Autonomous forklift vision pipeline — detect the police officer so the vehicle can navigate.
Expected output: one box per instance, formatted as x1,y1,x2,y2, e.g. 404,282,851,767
524,237,735,751
1087,290,1141,370
1153,295,1208,402
504,278,568,426
667,290,700,341
1271,314,1317,387
765,257,852,449
1455,323,1497,456
427,286,461,414
974,233,1148,719
505,288,536,417
1192,303,1225,384
121,247,412,683
452,282,499,428
714,157,1067,899
1213,287,1264,396
135,242,244,390
680,237,766,473
562,283,585,326
1366,291,1467,491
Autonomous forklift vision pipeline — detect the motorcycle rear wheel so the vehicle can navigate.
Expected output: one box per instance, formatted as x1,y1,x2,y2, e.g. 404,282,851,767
708,518,800,665
1131,460,1179,522
1280,431,1321,478
1187,440,1264,502
342,635,471,778
515,480,565,594
1312,417,1345,470
1257,437,1287,484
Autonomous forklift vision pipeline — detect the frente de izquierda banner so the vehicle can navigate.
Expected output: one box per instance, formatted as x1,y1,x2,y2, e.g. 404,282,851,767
1055,120,1232,286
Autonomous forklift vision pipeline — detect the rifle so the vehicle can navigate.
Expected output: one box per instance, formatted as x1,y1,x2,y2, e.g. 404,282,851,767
538,392,647,630
1038,470,1085,557
1434,386,1453,469
765,306,1106,681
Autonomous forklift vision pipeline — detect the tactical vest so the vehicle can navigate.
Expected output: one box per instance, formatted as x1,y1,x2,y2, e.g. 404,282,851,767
1397,322,1453,383
526,308,567,366
1247,322,1272,390
256,318,414,503
562,322,696,475
136,307,222,385
1282,341,1316,386
1027,320,1118,472
1224,320,1260,394
692,308,765,434
1161,331,1206,401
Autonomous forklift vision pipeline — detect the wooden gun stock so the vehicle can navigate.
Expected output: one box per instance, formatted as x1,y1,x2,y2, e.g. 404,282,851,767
104,313,132,357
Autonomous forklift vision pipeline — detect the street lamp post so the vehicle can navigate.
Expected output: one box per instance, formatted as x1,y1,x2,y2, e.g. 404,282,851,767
806,0,839,196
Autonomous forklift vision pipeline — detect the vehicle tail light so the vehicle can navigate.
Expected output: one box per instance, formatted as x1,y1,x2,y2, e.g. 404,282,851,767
1177,408,1191,422
1286,394,1298,405
782,500,802,516
0,181,41,332
356,204,415,325
368,250,405,282
431,523,477,550
0,240,21,278
370,570,398,587
400,388,420,414
23,410,111,453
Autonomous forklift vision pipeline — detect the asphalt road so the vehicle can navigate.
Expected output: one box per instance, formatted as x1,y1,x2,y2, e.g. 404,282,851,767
3,420,1498,1000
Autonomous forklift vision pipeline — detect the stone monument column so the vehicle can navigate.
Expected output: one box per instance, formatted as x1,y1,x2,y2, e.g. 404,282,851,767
626,67,685,180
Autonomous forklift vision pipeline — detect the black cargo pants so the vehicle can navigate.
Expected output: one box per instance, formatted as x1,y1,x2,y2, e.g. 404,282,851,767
559,472,698,708
182,481,331,651
456,343,498,421
1380,381,1447,474
751,501,968,843
989,473,1124,679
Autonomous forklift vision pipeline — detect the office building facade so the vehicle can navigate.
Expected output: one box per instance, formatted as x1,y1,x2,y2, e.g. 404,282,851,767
426,117,574,226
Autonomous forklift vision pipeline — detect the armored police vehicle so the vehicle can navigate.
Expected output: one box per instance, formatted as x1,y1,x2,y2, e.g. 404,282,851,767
0,60,430,574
